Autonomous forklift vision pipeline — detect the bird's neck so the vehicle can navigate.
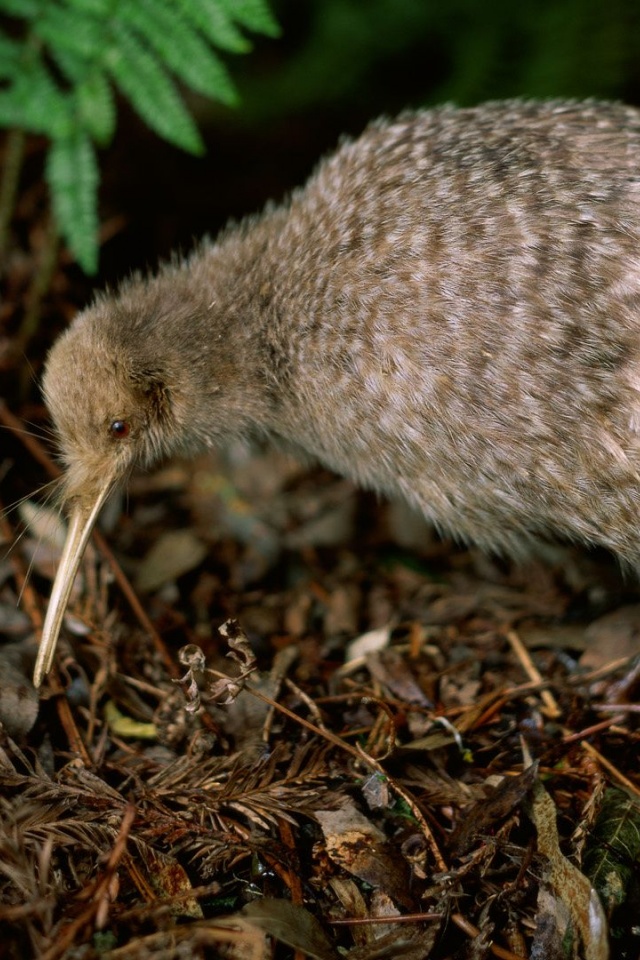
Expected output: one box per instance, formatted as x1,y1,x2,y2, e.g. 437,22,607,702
139,208,292,455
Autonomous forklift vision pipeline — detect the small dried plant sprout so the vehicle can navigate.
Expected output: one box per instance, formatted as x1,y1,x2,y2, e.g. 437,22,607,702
174,619,258,713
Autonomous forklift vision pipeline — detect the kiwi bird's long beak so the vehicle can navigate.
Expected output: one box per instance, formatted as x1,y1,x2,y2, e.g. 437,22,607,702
33,481,113,687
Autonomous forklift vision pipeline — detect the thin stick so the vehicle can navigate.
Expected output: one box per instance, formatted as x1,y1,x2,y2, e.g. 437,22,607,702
451,912,528,960
581,740,640,799
505,628,561,718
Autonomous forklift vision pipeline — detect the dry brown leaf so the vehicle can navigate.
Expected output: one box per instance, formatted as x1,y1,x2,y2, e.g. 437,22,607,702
329,878,371,946
315,803,414,910
364,648,433,708
581,605,640,668
135,528,208,592
450,763,540,857
346,626,392,661
143,849,204,919
241,898,338,960
530,776,609,960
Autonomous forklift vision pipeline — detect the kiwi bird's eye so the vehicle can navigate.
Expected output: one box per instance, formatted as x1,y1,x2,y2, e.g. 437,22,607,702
110,419,130,439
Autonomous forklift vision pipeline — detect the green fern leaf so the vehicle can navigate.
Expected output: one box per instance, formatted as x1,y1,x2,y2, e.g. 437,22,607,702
0,92,24,129
75,71,116,145
117,0,238,105
219,0,280,37
175,0,252,53
35,4,104,62
0,34,22,78
47,44,89,86
46,132,99,274
105,21,204,154
62,0,112,14
0,59,73,138
27,60,74,138
0,0,39,17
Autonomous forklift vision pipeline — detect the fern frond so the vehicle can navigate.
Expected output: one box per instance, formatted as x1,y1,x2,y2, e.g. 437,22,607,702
219,0,280,37
0,0,38,17
0,34,22,79
0,0,278,274
34,4,104,61
0,58,72,138
62,0,112,14
51,46,91,86
117,0,238,105
105,20,204,154
75,70,115,145
0,92,24,130
46,132,99,273
175,0,252,53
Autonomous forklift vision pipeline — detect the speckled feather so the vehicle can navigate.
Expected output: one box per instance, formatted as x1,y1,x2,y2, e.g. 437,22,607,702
44,99,640,566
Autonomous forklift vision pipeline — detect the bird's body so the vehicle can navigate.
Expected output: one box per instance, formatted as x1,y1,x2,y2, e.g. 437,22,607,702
38,99,640,684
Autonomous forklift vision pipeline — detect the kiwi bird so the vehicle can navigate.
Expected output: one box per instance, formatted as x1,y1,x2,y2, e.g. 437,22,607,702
36,99,640,686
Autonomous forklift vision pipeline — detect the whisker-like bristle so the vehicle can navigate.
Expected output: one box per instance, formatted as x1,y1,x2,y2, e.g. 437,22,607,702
0,478,64,525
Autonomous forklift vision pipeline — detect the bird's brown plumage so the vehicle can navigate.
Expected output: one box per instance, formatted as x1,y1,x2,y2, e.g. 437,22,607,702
37,98,640,685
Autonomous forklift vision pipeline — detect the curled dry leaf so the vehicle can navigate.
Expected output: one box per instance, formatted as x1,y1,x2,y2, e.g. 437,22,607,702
219,618,257,668
175,623,258,712
206,675,247,705
174,644,207,712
